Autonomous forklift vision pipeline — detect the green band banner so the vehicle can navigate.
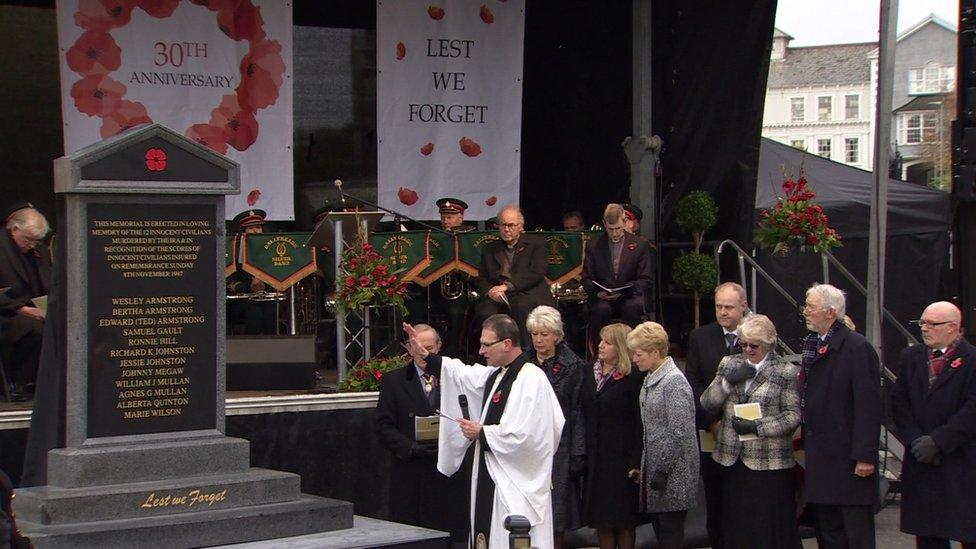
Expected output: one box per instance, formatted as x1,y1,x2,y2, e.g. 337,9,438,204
539,231,585,285
225,234,238,277
456,231,501,276
369,231,431,282
241,233,318,291
413,231,458,287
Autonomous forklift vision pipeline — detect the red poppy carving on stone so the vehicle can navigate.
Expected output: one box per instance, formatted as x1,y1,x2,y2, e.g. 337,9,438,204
136,0,180,18
398,187,419,206
66,31,121,75
70,73,126,117
185,123,229,155
479,4,494,24
99,100,152,138
237,39,285,111
217,0,266,42
420,143,434,156
459,136,482,157
428,5,445,20
210,94,259,151
396,42,406,60
145,147,167,171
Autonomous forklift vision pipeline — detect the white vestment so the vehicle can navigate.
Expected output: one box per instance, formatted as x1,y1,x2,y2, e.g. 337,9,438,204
436,356,565,549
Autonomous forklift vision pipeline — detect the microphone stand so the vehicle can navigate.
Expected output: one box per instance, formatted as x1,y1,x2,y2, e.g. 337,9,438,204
332,181,453,354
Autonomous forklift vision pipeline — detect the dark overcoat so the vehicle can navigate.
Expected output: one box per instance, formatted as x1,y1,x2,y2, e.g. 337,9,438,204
579,366,644,528
375,363,469,542
472,234,555,307
685,321,733,430
0,230,51,342
891,339,976,541
581,232,652,299
800,323,881,506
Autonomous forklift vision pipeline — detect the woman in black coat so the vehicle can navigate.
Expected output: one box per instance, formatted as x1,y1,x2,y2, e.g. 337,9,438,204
580,323,644,549
525,305,586,548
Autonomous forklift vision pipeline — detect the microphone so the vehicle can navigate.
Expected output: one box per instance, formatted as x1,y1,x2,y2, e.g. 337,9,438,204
334,179,347,207
458,395,470,421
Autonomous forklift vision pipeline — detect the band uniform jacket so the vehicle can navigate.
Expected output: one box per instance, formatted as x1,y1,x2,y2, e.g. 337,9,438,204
800,323,881,506
700,352,801,471
375,363,468,539
0,231,51,341
581,232,652,300
685,322,735,430
891,338,976,541
472,234,554,307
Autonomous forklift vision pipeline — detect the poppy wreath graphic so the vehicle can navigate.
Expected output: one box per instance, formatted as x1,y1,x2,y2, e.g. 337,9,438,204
66,0,285,154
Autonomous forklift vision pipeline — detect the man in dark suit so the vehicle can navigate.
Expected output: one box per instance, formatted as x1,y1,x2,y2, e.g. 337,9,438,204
891,301,976,549
684,281,749,549
0,202,52,400
800,283,881,549
375,324,468,546
473,205,554,344
582,203,651,348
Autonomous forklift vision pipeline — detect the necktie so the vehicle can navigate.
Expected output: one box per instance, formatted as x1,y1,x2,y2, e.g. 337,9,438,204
724,333,737,353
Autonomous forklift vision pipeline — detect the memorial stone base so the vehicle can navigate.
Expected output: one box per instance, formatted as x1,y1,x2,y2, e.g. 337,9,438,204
14,436,353,549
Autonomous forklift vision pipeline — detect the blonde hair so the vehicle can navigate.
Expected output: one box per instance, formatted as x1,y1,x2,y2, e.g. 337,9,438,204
626,321,669,357
599,323,632,376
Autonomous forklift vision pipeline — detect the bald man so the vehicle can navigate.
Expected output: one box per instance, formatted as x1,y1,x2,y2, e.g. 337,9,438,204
892,301,976,549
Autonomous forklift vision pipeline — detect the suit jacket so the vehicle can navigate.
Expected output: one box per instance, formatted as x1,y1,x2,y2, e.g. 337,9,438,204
0,229,51,341
375,362,468,537
581,232,651,299
701,352,800,471
685,322,735,429
472,234,552,304
891,339,976,541
800,323,881,506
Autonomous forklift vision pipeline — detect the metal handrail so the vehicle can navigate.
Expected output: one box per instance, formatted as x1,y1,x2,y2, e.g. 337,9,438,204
714,240,800,310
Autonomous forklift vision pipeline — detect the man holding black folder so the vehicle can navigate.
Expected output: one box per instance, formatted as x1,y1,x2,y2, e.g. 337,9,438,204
376,324,469,547
582,203,651,348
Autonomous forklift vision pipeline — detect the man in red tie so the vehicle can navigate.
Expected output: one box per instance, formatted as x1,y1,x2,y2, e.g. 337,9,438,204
891,301,976,549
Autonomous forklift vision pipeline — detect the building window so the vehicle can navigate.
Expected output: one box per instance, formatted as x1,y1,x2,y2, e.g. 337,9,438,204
817,138,831,158
909,62,955,94
790,97,805,122
817,96,832,121
845,138,859,163
900,112,938,144
845,95,859,120
790,138,806,151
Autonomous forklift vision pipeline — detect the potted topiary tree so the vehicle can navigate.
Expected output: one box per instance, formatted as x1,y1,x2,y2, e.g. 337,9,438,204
672,191,718,327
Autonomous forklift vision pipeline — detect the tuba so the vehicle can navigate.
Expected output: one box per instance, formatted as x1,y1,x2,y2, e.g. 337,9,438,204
440,271,465,300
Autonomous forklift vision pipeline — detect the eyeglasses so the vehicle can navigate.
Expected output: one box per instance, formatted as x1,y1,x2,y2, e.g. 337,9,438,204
739,342,762,350
911,319,955,328
479,339,506,349
500,223,522,230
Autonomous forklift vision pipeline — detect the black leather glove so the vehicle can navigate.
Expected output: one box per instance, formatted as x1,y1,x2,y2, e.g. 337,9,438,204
648,469,668,490
411,442,436,458
724,363,757,386
570,455,586,478
732,417,759,436
910,435,942,465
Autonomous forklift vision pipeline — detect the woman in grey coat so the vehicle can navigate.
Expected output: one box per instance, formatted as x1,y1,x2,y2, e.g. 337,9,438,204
626,321,699,549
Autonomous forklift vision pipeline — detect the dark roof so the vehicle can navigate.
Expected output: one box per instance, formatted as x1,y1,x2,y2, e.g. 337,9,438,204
894,94,951,113
767,43,877,88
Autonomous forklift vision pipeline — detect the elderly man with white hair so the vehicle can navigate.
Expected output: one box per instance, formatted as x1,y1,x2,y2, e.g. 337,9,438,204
799,283,881,549
892,301,976,549
0,202,51,400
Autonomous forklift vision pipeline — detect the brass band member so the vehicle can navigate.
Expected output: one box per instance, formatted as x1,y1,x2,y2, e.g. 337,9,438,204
227,209,276,334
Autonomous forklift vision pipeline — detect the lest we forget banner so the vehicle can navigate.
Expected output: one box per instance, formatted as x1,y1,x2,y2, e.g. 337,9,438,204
55,0,294,220
376,0,526,221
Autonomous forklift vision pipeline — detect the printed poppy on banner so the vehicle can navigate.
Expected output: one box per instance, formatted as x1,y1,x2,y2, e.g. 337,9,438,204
428,5,445,20
818,345,828,355
951,358,963,369
396,42,406,60
491,391,502,404
479,4,494,24
485,196,497,207
459,136,482,157
420,142,434,156
398,187,419,206
145,148,167,171
247,189,261,206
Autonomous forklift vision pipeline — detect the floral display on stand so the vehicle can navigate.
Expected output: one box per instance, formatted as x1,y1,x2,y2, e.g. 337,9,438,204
338,354,412,392
334,237,409,316
755,171,841,255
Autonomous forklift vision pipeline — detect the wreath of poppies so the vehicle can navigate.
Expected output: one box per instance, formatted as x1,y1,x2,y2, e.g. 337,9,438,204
66,0,285,155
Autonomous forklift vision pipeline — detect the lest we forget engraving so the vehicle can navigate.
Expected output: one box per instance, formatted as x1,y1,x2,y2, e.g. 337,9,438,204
87,202,217,437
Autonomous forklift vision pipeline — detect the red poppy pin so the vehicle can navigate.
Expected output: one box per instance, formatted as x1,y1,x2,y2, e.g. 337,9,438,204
818,345,828,355
951,358,963,369
552,363,562,374
491,391,502,403
627,242,637,251
612,370,624,381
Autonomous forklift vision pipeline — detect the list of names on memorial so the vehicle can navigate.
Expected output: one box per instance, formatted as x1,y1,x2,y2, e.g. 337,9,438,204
87,203,217,437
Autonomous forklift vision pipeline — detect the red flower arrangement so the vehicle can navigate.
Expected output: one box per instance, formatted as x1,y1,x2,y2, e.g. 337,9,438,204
338,354,411,392
66,0,284,154
335,234,409,316
755,170,841,255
